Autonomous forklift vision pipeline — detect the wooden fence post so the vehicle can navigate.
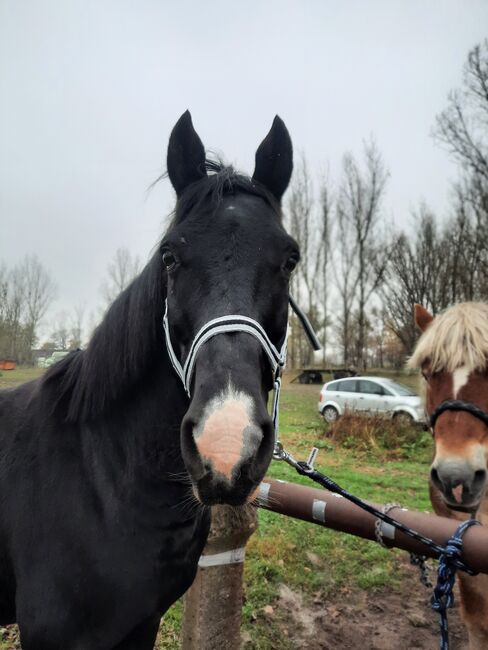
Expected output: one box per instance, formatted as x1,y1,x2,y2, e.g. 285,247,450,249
181,504,258,650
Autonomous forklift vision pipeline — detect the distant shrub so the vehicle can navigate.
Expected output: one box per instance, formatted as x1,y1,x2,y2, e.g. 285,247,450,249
327,413,432,459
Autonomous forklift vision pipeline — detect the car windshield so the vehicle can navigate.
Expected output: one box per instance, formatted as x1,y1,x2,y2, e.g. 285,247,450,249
384,380,417,396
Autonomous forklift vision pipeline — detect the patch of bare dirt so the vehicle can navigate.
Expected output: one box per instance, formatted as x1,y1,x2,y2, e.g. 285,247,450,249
276,559,468,650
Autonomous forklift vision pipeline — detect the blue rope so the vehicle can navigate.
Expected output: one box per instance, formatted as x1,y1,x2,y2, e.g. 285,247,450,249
431,519,481,650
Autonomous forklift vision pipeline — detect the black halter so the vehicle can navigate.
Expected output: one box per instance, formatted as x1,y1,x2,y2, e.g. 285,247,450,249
430,399,488,430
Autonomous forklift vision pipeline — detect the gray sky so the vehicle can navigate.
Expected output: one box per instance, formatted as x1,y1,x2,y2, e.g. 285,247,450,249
1,1,488,339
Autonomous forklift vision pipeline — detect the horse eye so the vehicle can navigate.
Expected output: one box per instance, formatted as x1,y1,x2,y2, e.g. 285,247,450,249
283,254,299,274
162,251,177,271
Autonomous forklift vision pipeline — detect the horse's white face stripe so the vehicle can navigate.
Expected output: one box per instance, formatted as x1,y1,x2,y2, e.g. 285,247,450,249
452,366,470,398
193,384,259,481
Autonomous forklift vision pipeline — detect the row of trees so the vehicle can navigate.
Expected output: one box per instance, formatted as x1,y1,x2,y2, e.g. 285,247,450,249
287,39,488,369
0,247,141,362
0,256,57,363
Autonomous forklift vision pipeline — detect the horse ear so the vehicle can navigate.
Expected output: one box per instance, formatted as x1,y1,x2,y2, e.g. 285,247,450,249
167,111,207,196
252,116,293,202
414,304,434,332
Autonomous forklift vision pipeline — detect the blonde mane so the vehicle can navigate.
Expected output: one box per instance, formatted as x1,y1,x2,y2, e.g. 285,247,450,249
408,302,488,373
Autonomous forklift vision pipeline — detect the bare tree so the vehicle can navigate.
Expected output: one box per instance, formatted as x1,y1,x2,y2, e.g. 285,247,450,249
49,311,70,350
434,40,488,184
69,303,85,349
381,206,449,355
332,198,359,366
443,183,488,302
318,179,332,364
20,255,57,358
100,247,141,307
285,157,331,368
333,141,388,368
434,39,488,262
0,256,56,362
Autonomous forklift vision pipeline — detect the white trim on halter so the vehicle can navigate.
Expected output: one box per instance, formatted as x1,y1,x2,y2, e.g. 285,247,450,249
162,297,320,451
163,300,287,397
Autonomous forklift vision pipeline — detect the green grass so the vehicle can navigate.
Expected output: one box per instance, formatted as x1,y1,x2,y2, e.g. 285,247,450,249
0,368,432,649
0,366,44,389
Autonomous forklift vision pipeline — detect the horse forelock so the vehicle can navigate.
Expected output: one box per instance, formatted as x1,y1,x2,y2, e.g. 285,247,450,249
408,302,488,374
167,159,280,230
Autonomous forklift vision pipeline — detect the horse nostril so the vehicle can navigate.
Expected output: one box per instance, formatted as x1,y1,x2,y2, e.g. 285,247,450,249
473,469,487,489
430,467,442,489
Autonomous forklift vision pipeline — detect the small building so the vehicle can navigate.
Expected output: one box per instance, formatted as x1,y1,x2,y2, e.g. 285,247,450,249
0,360,16,371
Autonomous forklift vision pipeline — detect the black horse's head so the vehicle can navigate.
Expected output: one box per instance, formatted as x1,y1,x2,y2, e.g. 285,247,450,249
162,111,297,506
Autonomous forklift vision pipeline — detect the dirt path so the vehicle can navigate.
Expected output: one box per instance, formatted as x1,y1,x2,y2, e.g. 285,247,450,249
0,564,469,649
278,558,467,650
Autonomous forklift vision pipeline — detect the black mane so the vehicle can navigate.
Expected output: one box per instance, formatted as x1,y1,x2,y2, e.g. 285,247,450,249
41,162,279,423
42,253,166,422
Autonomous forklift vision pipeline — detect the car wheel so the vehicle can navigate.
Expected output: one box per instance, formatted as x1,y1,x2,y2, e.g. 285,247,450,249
393,411,414,426
322,406,339,423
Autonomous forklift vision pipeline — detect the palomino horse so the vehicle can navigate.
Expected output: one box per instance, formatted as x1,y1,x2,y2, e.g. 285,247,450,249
0,112,299,649
410,302,488,649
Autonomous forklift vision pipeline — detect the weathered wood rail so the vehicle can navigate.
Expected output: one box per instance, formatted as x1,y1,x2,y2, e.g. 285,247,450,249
182,477,488,649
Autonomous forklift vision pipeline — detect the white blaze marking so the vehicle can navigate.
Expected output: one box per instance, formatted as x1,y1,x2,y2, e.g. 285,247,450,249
193,385,258,480
452,366,470,398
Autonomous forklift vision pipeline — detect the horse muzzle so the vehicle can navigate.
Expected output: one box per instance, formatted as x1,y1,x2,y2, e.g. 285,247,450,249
430,458,487,511
180,386,275,506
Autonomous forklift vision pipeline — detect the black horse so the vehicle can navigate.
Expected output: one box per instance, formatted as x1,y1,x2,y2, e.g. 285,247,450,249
0,112,298,649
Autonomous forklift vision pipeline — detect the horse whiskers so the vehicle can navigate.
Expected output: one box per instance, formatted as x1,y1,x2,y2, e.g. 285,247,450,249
165,471,193,486
171,488,206,518
251,492,280,509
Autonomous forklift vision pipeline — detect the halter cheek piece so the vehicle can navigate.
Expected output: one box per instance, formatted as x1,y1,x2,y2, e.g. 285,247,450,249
163,297,321,455
430,399,488,430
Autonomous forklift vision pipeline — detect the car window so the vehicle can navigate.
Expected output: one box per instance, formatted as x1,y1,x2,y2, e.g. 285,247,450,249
357,380,385,395
383,380,416,396
334,380,357,392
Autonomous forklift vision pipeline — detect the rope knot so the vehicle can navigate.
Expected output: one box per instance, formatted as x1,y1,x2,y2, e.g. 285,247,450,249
431,519,480,649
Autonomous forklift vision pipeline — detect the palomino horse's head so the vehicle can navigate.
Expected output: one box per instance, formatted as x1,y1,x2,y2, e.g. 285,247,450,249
410,303,488,513
162,111,297,506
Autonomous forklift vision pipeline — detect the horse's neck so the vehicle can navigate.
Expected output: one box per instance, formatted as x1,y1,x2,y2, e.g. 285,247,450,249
77,363,189,498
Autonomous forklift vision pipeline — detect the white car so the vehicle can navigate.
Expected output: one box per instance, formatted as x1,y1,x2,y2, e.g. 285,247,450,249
318,376,425,425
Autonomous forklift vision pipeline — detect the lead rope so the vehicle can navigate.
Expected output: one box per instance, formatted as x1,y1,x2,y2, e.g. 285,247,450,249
431,519,481,650
274,445,480,650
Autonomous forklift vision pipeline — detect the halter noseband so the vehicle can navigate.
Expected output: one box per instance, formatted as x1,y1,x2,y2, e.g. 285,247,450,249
163,297,321,453
430,399,488,430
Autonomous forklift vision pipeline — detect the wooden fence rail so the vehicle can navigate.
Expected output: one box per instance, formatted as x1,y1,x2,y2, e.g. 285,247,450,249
182,477,488,649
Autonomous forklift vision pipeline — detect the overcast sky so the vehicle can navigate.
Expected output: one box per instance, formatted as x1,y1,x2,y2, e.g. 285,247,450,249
1,1,488,340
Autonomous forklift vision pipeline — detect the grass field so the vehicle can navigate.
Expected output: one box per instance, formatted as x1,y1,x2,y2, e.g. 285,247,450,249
0,366,44,389
0,368,434,649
